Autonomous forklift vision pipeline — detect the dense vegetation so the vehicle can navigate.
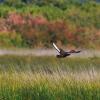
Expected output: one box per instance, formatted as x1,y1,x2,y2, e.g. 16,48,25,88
0,55,100,72
0,55,100,100
0,0,100,48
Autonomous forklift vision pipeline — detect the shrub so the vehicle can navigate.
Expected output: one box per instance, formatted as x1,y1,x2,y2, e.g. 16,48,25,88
0,32,27,48
0,2,100,48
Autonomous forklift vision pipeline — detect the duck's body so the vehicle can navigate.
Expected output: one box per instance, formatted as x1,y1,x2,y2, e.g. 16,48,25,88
53,43,81,58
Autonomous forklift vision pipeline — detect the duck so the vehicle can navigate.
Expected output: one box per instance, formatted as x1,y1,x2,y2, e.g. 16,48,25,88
53,43,81,58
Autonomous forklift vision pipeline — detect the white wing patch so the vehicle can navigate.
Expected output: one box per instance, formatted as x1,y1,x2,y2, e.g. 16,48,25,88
53,43,60,53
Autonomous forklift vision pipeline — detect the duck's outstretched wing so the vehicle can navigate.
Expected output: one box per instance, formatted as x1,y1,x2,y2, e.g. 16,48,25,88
53,43,60,53
69,50,81,53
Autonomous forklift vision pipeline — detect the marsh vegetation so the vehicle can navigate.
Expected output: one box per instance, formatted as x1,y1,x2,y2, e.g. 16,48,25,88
0,55,100,100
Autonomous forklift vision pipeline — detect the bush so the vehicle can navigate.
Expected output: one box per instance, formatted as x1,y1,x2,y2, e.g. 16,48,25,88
4,0,25,7
6,13,69,47
0,33,27,48
0,1,100,48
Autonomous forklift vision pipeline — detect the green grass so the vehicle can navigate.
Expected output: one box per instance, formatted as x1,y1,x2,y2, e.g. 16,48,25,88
0,55,99,72
0,72,100,100
0,55,100,100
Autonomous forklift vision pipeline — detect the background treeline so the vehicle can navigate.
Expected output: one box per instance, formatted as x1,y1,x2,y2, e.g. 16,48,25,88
0,0,100,48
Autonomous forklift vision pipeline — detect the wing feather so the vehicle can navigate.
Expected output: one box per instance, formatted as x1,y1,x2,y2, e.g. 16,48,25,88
53,43,60,53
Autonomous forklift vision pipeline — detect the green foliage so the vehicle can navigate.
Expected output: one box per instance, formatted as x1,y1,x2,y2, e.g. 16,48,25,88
4,0,25,7
0,5,16,17
0,1,100,48
18,5,64,20
0,33,27,48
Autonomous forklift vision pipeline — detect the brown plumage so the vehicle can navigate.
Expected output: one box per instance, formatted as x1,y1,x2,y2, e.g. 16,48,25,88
53,43,81,58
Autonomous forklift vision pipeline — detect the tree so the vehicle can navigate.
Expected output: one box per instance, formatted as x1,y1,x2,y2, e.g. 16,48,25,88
4,0,24,7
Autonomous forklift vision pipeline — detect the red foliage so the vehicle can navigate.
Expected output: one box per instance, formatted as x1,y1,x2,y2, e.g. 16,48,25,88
0,13,85,47
32,16,48,25
48,21,67,32
7,13,25,25
65,32,75,41
0,18,11,33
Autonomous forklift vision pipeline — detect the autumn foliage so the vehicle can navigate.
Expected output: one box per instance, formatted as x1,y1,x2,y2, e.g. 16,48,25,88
0,12,100,48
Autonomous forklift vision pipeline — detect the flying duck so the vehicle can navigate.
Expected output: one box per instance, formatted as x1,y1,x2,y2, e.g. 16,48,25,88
53,43,81,58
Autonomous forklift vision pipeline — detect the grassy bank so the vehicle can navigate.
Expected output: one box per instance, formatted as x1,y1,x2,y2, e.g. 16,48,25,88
0,55,100,100
0,72,100,100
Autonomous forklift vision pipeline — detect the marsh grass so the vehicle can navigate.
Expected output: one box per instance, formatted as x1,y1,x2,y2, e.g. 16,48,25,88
0,55,100,100
0,55,100,72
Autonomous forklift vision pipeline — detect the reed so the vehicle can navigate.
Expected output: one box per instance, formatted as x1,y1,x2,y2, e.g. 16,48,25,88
0,55,100,100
